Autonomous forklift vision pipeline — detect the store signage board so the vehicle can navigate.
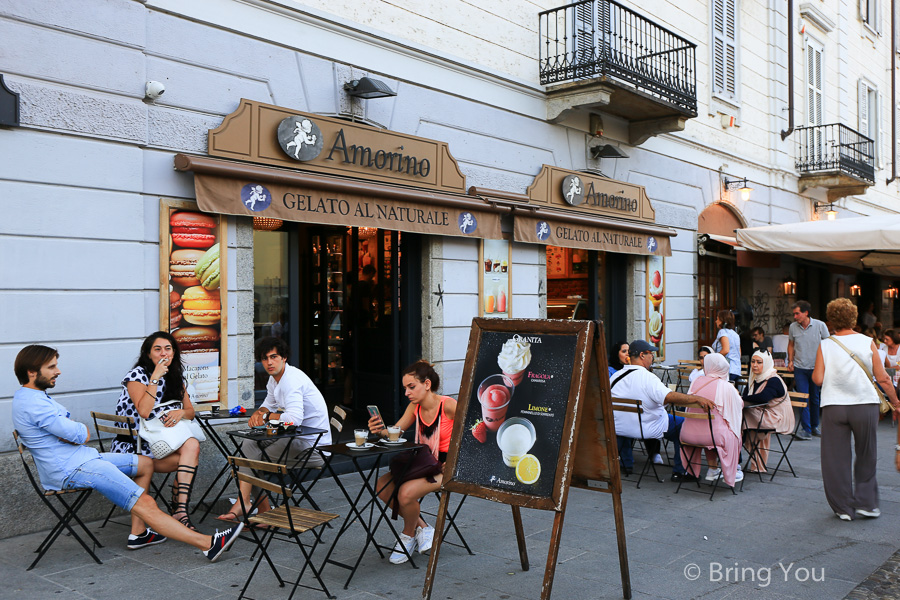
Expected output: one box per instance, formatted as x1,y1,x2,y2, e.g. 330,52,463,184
425,318,631,600
514,213,671,256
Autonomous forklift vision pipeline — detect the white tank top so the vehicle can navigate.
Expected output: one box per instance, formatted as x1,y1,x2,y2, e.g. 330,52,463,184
820,333,880,407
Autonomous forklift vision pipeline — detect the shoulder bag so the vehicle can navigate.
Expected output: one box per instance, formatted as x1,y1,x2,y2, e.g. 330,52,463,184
827,336,894,414
138,400,206,459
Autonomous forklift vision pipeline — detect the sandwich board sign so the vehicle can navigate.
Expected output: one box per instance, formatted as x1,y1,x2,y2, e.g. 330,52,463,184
424,318,631,600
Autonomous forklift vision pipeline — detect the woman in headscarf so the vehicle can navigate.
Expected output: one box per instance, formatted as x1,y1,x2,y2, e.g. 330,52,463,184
680,353,743,487
742,349,794,473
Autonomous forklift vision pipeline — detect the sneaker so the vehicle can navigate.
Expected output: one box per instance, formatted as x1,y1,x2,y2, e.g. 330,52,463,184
652,453,664,465
671,472,698,483
811,427,822,437
416,525,435,555
794,429,812,441
127,528,167,550
858,508,881,518
389,532,418,564
704,468,722,482
835,512,852,521
204,523,244,563
734,469,744,483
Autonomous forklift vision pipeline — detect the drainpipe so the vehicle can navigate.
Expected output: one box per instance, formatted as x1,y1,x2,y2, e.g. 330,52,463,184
780,0,795,141
888,0,897,184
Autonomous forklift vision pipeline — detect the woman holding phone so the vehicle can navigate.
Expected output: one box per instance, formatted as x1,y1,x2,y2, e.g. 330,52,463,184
367,360,457,564
112,331,201,533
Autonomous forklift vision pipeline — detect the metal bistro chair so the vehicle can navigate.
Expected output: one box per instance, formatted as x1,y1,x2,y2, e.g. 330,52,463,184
13,431,105,570
227,456,339,600
768,392,809,480
674,404,736,501
90,411,172,527
611,397,668,488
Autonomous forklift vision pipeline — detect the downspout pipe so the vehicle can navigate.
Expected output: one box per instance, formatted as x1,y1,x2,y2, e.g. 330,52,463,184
780,0,795,141
888,0,897,185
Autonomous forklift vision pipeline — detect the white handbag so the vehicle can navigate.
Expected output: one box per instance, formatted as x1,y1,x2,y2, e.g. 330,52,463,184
138,400,205,459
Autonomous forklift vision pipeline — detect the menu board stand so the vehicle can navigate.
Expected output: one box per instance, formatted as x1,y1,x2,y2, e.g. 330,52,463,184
423,319,630,600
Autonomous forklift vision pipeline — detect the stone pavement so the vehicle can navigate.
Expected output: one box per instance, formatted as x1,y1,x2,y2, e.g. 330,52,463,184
3,420,900,600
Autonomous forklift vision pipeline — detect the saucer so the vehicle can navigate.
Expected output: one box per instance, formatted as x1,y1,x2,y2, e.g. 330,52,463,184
346,442,375,450
381,438,407,445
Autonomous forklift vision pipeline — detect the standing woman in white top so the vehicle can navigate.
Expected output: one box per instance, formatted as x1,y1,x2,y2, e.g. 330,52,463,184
712,310,742,382
883,329,900,369
812,298,900,521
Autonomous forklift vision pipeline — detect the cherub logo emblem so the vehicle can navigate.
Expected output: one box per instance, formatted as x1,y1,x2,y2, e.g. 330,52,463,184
458,212,477,234
561,175,585,206
647,237,657,252
536,221,551,241
240,183,272,212
276,116,324,162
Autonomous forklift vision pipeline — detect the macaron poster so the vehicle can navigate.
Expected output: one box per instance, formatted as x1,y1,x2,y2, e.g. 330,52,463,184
646,255,665,361
161,205,226,405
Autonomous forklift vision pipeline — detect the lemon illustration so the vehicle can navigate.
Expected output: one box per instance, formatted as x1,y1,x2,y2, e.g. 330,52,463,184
515,454,541,485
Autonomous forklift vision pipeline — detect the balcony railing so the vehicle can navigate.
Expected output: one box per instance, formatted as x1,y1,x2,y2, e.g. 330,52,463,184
539,0,697,115
795,123,875,184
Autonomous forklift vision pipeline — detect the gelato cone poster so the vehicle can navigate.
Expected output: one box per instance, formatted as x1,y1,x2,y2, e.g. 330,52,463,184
159,200,227,406
453,331,577,498
646,255,665,361
480,239,510,318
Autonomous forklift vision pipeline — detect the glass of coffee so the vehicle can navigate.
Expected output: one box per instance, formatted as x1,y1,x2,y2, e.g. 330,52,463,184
387,426,401,441
354,429,369,446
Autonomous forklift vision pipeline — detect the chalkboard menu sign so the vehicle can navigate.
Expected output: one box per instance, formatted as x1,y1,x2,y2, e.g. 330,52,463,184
443,318,592,510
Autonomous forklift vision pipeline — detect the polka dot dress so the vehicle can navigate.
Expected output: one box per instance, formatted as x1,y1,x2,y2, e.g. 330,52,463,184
111,366,183,457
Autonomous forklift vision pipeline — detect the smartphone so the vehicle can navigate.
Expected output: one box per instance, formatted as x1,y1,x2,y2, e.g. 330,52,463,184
366,405,383,425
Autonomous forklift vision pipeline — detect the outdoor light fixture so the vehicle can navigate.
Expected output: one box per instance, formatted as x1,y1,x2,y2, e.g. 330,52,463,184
344,77,396,99
781,278,797,296
850,284,862,297
589,144,629,160
0,74,19,127
886,286,899,299
814,201,837,220
253,216,283,231
724,178,753,201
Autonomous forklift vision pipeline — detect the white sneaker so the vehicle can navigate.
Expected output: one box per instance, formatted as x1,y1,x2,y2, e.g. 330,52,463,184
389,532,418,564
734,469,744,483
416,525,435,554
652,453,664,465
857,508,881,518
704,468,722,482
835,512,852,521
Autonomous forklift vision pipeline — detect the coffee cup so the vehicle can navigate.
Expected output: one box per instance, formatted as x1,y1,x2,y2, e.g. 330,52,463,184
211,405,220,414
387,426,401,442
354,429,368,446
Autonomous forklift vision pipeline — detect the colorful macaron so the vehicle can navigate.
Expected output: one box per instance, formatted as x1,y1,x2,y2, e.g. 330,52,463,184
181,286,221,325
170,211,216,249
194,243,220,291
169,290,182,330
170,249,205,287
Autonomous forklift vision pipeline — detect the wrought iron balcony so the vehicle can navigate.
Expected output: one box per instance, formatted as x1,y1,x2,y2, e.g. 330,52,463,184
539,0,697,119
795,124,874,199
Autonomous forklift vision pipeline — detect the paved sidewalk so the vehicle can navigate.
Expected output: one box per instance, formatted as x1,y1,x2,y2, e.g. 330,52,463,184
3,420,900,600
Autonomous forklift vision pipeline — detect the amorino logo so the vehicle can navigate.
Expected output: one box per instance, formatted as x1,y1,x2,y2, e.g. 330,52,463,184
277,117,324,162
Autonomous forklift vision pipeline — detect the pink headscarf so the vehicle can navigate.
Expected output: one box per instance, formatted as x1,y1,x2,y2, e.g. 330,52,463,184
687,353,742,440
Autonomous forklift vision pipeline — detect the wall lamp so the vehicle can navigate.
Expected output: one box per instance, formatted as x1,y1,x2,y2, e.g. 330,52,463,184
0,74,19,126
814,201,837,220
886,286,899,299
589,143,628,160
781,278,797,296
724,177,753,201
344,77,396,99
850,284,862,297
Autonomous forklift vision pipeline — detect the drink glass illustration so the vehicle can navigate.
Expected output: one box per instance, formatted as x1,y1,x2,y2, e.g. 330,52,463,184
477,374,514,431
497,417,536,467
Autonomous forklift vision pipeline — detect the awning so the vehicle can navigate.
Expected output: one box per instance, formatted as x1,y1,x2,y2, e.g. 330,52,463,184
735,215,900,276
513,210,674,256
174,154,504,239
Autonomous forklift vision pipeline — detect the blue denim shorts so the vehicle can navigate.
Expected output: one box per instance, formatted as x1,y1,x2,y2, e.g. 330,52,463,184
63,453,143,511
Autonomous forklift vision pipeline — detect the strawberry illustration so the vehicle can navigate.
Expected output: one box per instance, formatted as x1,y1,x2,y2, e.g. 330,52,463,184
471,419,487,443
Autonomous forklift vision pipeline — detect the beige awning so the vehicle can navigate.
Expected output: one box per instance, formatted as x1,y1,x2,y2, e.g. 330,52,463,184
735,215,900,276
513,211,673,256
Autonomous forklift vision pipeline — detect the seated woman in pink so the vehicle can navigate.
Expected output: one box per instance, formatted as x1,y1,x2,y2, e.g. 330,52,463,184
680,353,743,487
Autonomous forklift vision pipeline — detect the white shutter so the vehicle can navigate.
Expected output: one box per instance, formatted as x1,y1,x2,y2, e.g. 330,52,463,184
877,90,884,167
807,39,823,126
859,79,870,139
575,1,596,66
711,0,738,101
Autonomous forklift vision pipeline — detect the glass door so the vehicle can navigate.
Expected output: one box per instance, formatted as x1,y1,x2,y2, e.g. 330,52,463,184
309,231,348,401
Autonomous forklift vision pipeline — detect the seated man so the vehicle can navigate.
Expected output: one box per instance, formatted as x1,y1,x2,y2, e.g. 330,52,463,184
751,327,774,354
611,340,717,482
219,336,332,521
12,344,242,560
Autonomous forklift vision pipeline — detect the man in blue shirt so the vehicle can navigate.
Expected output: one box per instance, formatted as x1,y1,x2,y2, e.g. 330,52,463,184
12,345,242,560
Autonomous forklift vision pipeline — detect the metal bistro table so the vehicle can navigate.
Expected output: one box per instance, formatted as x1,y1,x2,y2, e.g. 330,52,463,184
192,411,250,523
316,439,426,588
652,364,679,388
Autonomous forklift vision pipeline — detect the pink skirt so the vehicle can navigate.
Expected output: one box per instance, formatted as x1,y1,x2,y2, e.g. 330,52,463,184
679,408,741,487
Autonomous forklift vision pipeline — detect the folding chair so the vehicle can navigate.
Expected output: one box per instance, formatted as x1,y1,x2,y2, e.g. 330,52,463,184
675,404,736,500
13,431,105,570
227,456,339,600
420,492,474,555
611,398,667,488
768,392,809,480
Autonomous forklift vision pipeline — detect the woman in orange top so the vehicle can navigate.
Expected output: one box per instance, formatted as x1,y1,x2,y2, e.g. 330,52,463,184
368,360,456,564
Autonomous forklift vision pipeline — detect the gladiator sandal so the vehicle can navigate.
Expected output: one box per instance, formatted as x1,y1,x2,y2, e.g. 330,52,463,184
170,464,198,530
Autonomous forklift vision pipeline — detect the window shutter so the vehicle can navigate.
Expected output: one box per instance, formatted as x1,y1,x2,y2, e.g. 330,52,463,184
712,0,738,101
859,79,869,138
575,1,596,64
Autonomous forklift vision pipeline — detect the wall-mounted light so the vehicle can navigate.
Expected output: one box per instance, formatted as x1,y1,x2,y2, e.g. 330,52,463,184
781,278,797,296
814,201,837,220
886,286,899,299
724,177,753,201
344,77,397,99
589,143,629,160
850,284,862,297
0,74,20,126
253,216,283,231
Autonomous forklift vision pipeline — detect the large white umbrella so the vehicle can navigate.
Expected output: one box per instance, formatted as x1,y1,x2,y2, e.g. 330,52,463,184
735,215,900,276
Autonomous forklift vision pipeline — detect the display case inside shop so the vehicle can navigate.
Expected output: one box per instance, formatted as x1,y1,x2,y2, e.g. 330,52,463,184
311,233,346,388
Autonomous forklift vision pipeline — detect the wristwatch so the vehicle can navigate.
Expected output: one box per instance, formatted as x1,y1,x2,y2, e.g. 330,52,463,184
150,379,161,385
895,444,900,452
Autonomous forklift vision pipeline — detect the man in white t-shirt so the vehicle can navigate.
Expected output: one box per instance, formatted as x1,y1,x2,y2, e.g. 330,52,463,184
611,340,716,482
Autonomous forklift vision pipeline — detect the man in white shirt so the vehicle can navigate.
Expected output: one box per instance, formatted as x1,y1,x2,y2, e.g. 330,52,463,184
218,336,331,521
611,340,716,482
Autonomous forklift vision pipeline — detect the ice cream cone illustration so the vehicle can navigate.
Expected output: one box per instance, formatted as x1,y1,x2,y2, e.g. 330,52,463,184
649,269,664,309
649,309,664,344
497,335,531,386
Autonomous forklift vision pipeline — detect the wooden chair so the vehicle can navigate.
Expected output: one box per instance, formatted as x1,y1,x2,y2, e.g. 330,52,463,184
674,404,736,500
768,392,809,480
91,411,171,526
14,431,105,570
227,456,338,599
611,397,667,488
675,363,701,392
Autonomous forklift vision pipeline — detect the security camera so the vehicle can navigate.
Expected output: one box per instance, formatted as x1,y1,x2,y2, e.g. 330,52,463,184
145,81,166,99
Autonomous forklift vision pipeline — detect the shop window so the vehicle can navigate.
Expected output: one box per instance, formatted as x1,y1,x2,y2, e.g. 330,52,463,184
546,246,604,321
253,229,290,401
698,254,737,347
